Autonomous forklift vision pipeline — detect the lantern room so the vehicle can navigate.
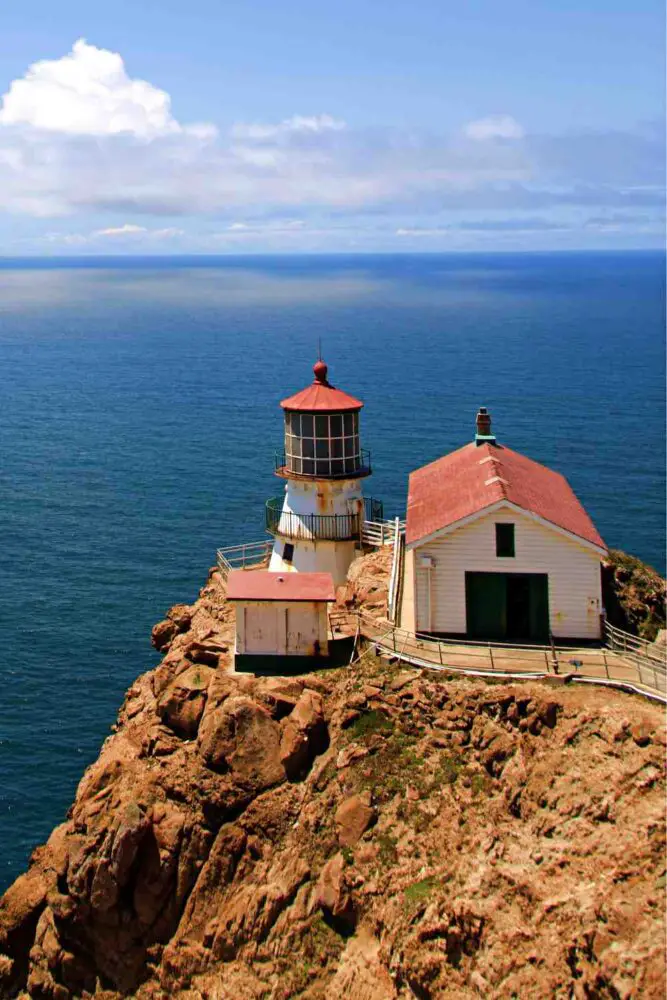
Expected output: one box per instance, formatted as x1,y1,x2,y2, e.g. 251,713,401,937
267,359,382,584
276,360,370,480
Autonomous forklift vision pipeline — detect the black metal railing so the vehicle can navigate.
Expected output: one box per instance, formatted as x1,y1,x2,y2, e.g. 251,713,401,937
266,496,384,541
274,448,372,479
365,496,384,521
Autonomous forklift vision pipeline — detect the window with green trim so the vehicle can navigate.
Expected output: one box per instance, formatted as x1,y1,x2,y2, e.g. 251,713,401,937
496,523,515,558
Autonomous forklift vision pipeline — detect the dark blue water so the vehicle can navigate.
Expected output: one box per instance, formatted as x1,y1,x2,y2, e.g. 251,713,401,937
0,252,664,891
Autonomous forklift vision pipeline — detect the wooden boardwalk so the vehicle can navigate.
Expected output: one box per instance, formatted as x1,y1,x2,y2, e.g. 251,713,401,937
330,611,666,702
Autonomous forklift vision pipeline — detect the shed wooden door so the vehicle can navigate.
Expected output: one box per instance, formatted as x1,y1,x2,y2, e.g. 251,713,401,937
465,572,549,642
285,605,320,656
246,606,281,654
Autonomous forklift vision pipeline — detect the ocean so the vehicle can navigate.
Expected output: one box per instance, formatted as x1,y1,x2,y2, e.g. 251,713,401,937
0,251,664,892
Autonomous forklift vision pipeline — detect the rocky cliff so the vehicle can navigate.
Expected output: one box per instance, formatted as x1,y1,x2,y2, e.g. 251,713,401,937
1,558,665,1000
602,549,667,640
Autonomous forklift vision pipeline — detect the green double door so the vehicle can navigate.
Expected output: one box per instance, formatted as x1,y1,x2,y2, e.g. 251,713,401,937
465,572,550,642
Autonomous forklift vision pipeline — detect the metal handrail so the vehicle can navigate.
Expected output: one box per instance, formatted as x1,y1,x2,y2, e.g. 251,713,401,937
604,620,666,665
266,500,359,540
265,496,384,541
217,540,272,579
274,448,372,479
356,610,666,700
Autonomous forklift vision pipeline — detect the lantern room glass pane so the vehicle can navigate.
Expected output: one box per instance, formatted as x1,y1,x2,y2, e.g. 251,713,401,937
330,414,342,436
301,414,313,436
315,415,328,437
302,438,314,458
316,439,329,458
302,459,315,475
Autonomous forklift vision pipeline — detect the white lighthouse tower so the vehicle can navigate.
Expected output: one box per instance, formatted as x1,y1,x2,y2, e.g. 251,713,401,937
267,359,381,586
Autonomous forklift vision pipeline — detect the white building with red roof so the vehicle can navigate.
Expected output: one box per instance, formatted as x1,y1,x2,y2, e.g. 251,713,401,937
400,409,607,642
226,570,335,669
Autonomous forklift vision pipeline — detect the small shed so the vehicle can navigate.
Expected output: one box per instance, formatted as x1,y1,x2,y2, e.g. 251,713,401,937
226,570,335,668
400,410,607,643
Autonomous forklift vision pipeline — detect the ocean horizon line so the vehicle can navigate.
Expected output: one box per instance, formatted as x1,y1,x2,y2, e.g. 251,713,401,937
0,247,665,267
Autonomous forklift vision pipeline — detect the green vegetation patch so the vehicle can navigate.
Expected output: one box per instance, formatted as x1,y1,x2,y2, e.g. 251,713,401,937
470,772,491,796
434,754,462,786
602,549,666,640
351,727,429,801
404,875,440,904
376,831,399,866
347,709,394,740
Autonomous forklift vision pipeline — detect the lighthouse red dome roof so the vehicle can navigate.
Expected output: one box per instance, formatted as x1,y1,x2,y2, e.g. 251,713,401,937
280,360,363,412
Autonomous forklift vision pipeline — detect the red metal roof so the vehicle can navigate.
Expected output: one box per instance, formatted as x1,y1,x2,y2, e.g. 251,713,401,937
406,441,606,550
226,570,336,602
280,360,363,412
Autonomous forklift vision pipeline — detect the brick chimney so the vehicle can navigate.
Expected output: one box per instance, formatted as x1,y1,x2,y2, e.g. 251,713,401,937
475,407,497,446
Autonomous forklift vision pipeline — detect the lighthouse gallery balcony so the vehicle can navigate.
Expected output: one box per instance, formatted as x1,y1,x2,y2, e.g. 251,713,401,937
266,496,383,541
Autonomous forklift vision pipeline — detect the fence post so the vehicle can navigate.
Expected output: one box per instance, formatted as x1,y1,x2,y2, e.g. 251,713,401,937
438,642,443,666
602,650,610,679
488,644,495,671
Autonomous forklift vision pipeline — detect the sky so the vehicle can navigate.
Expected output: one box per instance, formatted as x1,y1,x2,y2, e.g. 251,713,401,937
0,0,664,254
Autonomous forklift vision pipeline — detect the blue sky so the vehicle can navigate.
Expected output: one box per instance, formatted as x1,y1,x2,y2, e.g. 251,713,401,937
0,0,664,253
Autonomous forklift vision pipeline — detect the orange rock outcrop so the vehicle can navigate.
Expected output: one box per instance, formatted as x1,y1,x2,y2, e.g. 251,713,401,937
0,560,664,999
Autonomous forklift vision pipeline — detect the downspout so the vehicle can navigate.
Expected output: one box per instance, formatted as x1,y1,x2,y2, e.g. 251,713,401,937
418,555,435,633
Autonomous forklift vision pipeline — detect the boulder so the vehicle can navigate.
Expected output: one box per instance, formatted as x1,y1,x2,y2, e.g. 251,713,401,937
157,665,214,739
259,678,304,719
184,641,225,668
198,697,285,791
279,689,329,780
151,619,178,652
630,720,653,747
335,791,376,848
167,604,194,631
279,724,311,781
0,872,47,996
315,854,354,922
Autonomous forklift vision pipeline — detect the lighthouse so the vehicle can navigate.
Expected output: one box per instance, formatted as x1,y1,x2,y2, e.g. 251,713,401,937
267,359,382,586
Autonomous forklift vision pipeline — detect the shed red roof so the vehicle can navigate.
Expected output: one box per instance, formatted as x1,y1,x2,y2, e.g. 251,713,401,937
406,442,606,550
280,360,363,412
226,570,336,602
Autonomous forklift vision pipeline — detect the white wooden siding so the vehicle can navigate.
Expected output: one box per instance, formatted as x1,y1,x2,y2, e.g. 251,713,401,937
411,506,603,639
400,547,416,632
236,601,329,656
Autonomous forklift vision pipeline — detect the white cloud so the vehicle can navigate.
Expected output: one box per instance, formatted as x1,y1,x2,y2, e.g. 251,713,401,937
0,38,215,139
0,40,662,248
224,219,305,233
396,227,443,237
94,223,147,236
464,115,525,141
37,223,186,245
230,114,346,141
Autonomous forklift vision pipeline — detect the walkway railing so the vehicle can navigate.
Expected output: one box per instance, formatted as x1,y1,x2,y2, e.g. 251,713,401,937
362,518,406,547
217,540,273,580
356,612,666,702
387,518,404,623
604,620,665,663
